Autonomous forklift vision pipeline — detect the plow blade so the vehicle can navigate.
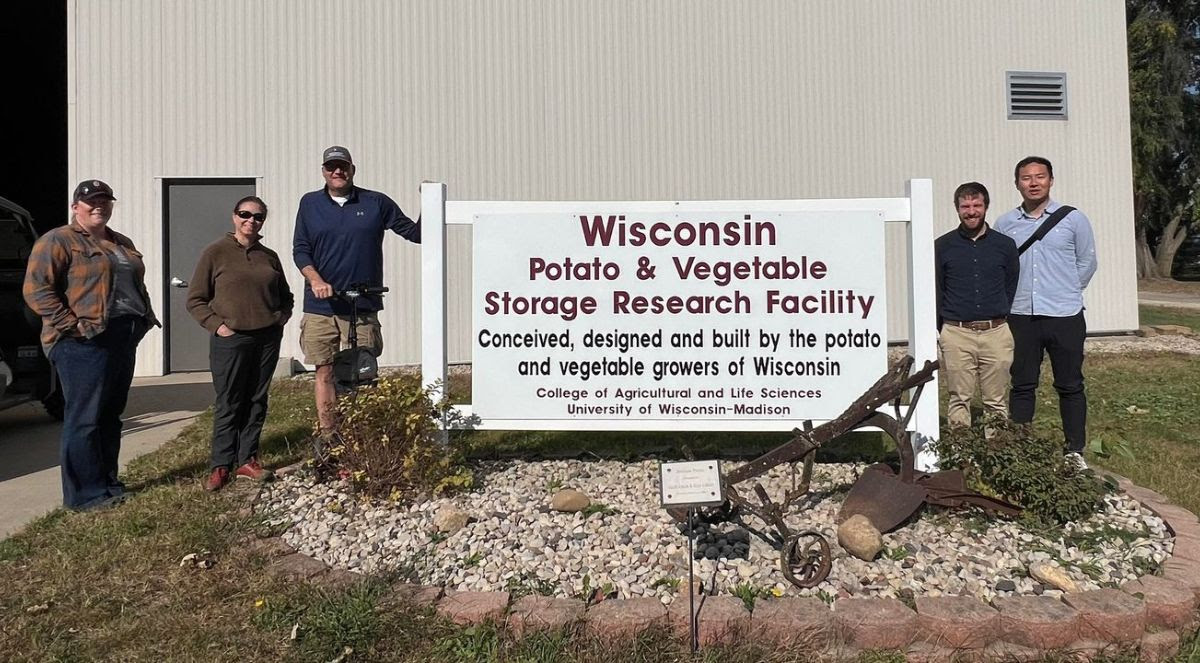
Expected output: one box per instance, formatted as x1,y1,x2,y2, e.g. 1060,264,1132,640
836,463,926,533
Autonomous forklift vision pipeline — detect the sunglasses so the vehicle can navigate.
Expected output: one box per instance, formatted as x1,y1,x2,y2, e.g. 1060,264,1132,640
235,210,266,222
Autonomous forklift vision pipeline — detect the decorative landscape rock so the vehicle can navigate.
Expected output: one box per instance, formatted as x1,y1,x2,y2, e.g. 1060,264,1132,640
268,552,328,581
1029,562,1080,593
245,536,295,559
506,595,585,638
837,514,882,561
915,595,1000,650
1062,588,1147,643
666,595,750,646
549,488,591,512
584,597,666,641
833,597,918,650
994,596,1080,650
437,590,510,625
433,506,471,534
389,582,443,607
1121,575,1198,628
1140,630,1183,663
682,523,752,561
318,568,360,590
749,597,837,648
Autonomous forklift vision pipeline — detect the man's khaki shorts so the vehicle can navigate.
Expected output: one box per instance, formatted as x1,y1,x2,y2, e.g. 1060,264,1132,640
299,312,383,366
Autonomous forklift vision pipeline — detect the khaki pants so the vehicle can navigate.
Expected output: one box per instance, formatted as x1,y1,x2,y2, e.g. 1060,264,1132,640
938,323,1014,427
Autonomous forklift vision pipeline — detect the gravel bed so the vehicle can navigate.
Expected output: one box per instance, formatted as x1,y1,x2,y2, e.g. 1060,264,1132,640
1084,334,1200,355
258,460,1172,605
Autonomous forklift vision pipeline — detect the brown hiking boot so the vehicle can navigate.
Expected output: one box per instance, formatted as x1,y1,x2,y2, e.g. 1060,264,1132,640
234,459,273,482
204,467,230,492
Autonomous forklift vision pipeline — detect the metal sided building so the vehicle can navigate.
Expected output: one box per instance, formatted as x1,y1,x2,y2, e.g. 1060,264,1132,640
67,0,1137,377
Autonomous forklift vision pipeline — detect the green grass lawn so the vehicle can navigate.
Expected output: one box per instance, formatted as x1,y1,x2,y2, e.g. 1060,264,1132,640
1,306,1197,662
1140,304,1200,331
1090,307,1200,515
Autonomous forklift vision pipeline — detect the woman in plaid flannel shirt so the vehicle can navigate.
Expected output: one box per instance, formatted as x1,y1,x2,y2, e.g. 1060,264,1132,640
23,180,158,511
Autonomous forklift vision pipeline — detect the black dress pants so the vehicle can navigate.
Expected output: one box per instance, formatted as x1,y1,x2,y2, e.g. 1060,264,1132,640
209,326,283,469
1007,312,1087,452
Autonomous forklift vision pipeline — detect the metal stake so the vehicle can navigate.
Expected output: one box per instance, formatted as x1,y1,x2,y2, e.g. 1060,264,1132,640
687,506,698,654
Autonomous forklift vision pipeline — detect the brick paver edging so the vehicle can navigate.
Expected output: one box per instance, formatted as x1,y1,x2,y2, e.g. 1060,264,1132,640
256,467,1200,661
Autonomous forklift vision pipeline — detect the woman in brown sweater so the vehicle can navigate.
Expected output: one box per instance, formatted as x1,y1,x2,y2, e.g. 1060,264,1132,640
187,196,293,491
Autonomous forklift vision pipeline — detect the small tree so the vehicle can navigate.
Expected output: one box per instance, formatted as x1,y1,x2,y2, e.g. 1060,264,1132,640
1128,1,1200,277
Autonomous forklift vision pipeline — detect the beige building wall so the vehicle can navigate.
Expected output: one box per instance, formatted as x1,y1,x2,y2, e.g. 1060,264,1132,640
68,0,1136,376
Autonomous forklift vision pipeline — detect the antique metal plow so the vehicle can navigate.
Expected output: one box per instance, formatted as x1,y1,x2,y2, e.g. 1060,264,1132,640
688,356,1021,589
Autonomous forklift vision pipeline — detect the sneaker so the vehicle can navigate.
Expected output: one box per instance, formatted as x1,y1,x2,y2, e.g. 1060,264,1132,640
69,494,127,512
204,467,230,492
235,459,273,482
1065,452,1088,471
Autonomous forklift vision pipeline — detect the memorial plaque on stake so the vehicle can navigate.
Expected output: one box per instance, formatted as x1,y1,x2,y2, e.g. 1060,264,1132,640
660,460,724,507
660,459,723,653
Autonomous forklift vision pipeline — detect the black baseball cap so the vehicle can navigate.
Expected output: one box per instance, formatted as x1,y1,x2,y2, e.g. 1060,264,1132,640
321,146,353,165
73,179,116,203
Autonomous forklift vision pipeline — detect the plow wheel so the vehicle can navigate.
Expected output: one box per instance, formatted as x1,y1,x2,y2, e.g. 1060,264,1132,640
780,530,832,588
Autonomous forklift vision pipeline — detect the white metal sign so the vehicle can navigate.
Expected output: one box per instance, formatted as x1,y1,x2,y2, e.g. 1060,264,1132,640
471,209,886,422
660,460,724,507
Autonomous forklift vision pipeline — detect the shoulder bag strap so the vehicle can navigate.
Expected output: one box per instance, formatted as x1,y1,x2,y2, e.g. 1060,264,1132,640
1017,205,1075,255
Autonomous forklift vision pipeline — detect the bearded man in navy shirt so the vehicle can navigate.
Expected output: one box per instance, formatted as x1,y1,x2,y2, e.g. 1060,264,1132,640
293,145,420,432
935,182,1020,434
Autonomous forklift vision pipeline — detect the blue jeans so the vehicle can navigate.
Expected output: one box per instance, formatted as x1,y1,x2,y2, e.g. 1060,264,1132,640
49,316,145,509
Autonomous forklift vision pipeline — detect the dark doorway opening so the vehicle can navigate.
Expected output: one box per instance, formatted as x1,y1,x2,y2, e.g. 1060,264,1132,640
0,4,68,235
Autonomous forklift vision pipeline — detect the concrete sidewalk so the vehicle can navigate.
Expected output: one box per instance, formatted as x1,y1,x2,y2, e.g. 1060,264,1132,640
1139,292,1200,310
0,372,213,539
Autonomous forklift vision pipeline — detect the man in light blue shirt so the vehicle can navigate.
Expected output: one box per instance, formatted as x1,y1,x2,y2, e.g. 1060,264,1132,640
994,156,1097,469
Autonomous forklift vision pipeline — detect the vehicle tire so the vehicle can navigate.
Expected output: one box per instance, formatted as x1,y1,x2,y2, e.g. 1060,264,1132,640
42,390,64,420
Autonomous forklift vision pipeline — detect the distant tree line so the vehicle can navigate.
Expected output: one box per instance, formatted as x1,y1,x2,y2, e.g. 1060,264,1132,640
1129,0,1199,277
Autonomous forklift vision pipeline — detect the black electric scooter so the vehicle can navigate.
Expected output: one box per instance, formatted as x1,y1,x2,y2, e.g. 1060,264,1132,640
331,283,388,395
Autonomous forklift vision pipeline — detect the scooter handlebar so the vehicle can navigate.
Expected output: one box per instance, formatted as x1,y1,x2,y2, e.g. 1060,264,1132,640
337,285,389,298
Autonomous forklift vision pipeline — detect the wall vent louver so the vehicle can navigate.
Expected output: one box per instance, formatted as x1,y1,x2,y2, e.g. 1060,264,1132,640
1007,71,1067,120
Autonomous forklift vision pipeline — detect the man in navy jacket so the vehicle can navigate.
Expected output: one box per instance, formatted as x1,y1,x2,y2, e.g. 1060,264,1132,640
293,145,420,431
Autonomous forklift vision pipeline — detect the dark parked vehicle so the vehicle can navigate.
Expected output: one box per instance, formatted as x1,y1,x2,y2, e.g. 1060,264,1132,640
0,196,63,419
1172,232,1200,281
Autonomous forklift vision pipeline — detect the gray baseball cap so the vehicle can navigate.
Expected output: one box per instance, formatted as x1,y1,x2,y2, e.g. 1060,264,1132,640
321,145,353,165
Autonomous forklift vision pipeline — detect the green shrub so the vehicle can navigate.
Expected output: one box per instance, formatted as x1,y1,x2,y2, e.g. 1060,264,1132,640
327,375,473,501
930,416,1109,526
